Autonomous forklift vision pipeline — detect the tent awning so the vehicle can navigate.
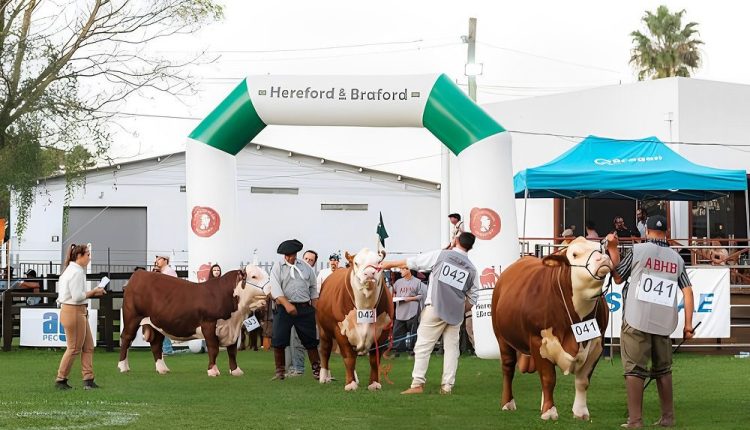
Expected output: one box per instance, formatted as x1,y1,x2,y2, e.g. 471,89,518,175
514,136,747,201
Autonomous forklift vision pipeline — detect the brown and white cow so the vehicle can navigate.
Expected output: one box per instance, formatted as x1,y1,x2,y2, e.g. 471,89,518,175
317,246,393,391
492,237,614,421
118,265,269,377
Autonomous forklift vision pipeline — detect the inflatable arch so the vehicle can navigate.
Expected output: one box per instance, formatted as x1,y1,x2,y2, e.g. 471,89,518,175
187,74,517,358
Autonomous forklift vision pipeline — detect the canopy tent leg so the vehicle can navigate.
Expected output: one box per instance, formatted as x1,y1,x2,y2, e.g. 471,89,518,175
745,189,750,245
522,188,529,243
706,200,711,239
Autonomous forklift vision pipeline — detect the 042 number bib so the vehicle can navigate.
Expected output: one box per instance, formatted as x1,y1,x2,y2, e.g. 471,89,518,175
636,273,677,307
439,262,468,290
356,309,376,324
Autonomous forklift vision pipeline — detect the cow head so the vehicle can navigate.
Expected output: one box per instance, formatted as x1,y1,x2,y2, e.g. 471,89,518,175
234,264,270,312
546,237,613,318
346,247,385,287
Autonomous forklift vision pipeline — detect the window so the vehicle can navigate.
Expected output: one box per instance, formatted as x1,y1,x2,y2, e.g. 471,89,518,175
320,203,368,211
250,187,299,195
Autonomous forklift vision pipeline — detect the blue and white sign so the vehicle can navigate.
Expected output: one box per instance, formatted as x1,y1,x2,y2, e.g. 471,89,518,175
604,267,730,338
20,308,98,347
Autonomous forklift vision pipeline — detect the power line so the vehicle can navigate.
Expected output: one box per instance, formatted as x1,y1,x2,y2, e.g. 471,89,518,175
506,130,750,148
207,38,432,54
478,41,622,75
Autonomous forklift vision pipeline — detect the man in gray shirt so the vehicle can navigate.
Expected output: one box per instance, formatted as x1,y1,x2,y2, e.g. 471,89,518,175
392,266,422,356
269,239,321,380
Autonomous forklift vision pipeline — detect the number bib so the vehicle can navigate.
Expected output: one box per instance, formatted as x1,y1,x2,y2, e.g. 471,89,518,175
438,262,469,290
356,309,376,324
636,273,677,307
571,319,601,343
243,315,260,332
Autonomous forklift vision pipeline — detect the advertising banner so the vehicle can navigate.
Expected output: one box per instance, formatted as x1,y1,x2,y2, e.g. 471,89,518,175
20,308,98,347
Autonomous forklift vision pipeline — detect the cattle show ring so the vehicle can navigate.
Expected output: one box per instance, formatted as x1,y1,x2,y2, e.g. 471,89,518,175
2,74,747,430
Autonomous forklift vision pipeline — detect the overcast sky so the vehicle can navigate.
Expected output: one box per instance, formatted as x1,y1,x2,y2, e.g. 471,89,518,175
108,0,743,181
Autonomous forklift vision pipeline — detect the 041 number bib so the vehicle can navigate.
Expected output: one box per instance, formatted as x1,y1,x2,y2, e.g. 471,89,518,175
439,262,468,290
636,273,677,307
571,319,601,343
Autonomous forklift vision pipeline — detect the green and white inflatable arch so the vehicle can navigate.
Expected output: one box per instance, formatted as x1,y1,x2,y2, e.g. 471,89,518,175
187,74,518,358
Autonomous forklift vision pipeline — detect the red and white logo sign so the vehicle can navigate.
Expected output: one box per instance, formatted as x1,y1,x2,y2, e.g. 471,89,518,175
197,263,212,282
191,206,221,238
470,207,501,240
479,267,500,289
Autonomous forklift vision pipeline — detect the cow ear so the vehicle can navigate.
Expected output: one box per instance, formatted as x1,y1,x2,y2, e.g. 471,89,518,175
543,254,569,267
344,251,354,266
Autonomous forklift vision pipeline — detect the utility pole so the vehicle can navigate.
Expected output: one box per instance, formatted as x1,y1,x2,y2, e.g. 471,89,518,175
467,17,477,101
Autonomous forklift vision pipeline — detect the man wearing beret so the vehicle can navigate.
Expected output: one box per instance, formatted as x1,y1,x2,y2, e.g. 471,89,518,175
269,239,321,380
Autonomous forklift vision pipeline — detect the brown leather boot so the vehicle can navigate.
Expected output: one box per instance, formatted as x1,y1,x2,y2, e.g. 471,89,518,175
622,376,644,428
401,384,424,394
654,374,675,427
272,347,286,380
307,348,321,380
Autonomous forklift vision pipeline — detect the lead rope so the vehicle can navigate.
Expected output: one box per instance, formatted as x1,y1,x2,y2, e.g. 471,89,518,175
556,274,582,352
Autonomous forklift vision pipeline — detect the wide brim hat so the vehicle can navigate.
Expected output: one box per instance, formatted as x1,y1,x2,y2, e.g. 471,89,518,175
277,239,303,255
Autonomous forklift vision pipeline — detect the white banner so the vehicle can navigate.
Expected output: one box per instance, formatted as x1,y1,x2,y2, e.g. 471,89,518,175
120,310,150,348
245,75,438,127
604,267,730,338
20,308,98,347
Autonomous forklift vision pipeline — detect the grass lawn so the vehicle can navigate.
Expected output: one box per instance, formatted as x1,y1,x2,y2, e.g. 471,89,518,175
0,348,748,429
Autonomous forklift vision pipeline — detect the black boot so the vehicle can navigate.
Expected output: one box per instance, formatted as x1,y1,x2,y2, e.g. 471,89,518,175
83,379,100,390
307,348,321,380
55,379,72,390
272,347,286,380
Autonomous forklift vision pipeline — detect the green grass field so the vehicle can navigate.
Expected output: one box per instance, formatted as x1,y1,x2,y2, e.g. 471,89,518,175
0,348,747,429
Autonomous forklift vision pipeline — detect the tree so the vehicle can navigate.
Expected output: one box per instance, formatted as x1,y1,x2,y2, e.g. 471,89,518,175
0,0,223,236
629,5,703,81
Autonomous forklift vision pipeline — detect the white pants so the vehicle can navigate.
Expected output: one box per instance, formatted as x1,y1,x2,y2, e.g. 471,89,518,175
410,305,460,388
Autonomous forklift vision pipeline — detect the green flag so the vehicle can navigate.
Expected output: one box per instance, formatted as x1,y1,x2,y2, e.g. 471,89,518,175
376,212,389,246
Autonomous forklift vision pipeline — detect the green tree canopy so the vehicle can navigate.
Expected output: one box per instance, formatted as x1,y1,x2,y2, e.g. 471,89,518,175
630,5,703,81
0,0,223,236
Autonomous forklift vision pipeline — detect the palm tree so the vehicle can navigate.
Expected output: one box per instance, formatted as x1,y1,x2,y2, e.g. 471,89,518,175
630,5,703,80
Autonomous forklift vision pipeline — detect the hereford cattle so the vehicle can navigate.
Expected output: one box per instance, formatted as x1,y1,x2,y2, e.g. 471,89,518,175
492,237,614,421
317,246,393,391
118,265,269,377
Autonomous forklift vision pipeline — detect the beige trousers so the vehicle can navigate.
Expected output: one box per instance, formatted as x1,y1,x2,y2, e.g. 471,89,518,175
410,305,460,389
56,304,95,381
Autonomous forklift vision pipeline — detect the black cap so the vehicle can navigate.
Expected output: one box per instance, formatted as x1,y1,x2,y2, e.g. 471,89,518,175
646,215,667,232
328,254,340,261
448,213,461,221
277,239,303,255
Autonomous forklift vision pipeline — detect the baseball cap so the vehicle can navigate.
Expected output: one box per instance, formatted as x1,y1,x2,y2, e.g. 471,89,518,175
646,215,668,232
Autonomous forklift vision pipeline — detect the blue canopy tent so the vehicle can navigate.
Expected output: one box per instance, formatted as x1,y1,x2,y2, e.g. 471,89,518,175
514,135,748,236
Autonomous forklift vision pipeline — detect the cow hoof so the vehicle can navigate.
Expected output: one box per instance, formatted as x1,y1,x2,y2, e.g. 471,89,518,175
344,381,359,391
229,367,244,377
207,365,220,377
574,412,590,421
155,359,170,375
117,360,130,373
368,381,382,391
319,368,333,384
541,406,559,421
502,399,517,411
573,404,590,421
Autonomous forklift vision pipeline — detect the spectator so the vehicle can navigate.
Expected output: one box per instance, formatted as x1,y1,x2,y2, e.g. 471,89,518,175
316,253,341,294
585,220,599,239
392,266,423,356
208,264,222,280
561,228,575,245
636,208,648,238
269,239,320,380
54,244,106,390
447,213,464,249
613,216,637,242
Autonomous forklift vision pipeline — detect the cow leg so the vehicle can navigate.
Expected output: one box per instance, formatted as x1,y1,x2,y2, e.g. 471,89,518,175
572,337,602,421
334,332,358,391
149,331,170,375
498,339,518,411
319,329,334,384
227,342,244,376
118,313,142,373
530,337,558,421
202,322,221,377
367,350,381,391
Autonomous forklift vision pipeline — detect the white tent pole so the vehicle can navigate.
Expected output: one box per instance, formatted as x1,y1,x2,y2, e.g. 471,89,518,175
522,188,529,241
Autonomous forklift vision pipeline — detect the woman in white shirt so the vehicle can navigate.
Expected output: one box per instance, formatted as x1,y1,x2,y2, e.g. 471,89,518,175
55,244,106,390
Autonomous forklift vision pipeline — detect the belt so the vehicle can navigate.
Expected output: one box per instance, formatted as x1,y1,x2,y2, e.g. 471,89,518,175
61,303,87,307
291,301,312,308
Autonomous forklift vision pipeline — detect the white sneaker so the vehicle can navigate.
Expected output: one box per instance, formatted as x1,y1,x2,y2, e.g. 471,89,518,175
285,369,304,377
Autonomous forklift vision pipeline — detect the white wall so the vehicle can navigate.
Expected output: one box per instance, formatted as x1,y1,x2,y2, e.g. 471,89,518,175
13,148,440,272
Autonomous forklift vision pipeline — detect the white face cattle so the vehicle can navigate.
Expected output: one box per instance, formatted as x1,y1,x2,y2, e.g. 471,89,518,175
564,237,614,319
235,264,270,312
350,247,386,287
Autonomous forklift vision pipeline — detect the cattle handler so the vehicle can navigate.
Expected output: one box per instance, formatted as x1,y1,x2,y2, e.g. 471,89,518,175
609,215,695,428
269,239,321,380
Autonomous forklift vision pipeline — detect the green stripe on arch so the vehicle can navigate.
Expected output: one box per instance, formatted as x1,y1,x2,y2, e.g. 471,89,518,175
188,79,266,155
422,74,505,155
